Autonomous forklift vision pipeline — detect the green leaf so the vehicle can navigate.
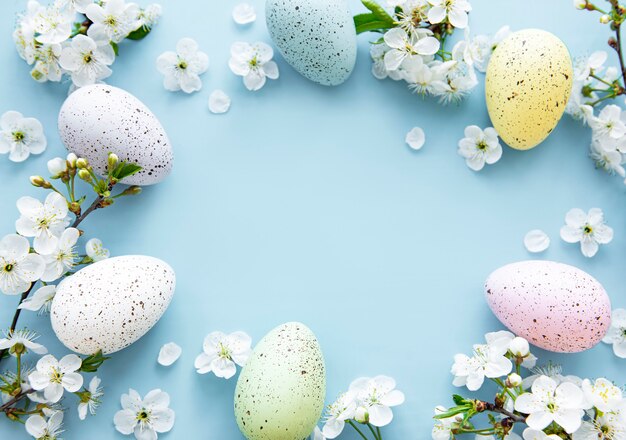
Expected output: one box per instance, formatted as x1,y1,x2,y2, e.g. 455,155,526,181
452,394,466,405
126,25,152,41
79,350,110,373
110,41,119,56
356,20,394,34
112,162,142,180
361,0,395,25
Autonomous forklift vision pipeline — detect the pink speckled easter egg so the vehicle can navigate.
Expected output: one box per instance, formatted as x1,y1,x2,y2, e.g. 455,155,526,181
485,260,611,353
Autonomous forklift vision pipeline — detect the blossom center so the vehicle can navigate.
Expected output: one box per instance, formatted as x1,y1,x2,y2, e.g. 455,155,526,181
546,401,558,413
137,409,150,422
476,141,488,151
584,225,593,234
83,53,93,64
49,367,64,384
218,342,232,359
4,263,14,272
104,15,117,27
13,131,25,143
249,56,259,68
178,60,188,70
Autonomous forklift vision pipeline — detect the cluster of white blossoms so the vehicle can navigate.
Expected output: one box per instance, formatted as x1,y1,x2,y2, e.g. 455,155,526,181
13,0,161,88
0,330,104,439
311,375,404,440
434,331,626,440
367,0,511,104
566,49,626,183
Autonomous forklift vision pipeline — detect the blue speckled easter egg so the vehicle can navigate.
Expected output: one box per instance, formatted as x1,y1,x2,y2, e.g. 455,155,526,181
266,0,357,86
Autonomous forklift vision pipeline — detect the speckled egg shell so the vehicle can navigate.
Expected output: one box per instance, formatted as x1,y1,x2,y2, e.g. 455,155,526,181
50,255,175,355
58,84,173,185
485,260,611,353
266,0,357,86
234,322,326,440
485,29,573,150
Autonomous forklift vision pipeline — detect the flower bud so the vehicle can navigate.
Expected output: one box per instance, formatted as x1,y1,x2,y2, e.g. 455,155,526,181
122,186,142,196
101,198,114,207
66,153,78,168
78,169,92,182
30,176,46,187
600,14,611,24
69,202,81,215
509,337,530,357
76,158,89,169
506,373,523,388
108,152,119,169
609,37,619,50
354,406,369,424
47,157,67,178
573,0,586,9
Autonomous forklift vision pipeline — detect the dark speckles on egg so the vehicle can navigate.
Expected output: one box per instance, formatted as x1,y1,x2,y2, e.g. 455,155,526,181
50,256,176,355
234,322,325,440
58,84,174,186
484,260,611,353
266,0,357,86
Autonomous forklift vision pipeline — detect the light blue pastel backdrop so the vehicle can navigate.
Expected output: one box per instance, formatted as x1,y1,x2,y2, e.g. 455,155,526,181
0,1,624,438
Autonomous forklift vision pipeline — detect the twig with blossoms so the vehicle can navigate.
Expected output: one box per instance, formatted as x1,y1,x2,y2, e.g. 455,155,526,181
432,330,626,440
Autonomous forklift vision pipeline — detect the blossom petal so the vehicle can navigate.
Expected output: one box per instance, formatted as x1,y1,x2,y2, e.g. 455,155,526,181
62,372,84,392
368,404,393,427
114,409,137,435
151,407,175,433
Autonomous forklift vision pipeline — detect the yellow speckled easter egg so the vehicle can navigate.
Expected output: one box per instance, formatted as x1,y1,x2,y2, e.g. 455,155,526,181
485,29,573,150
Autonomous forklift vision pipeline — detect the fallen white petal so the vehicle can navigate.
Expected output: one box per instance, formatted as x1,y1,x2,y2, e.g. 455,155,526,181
158,342,182,366
208,90,232,114
233,3,256,24
524,229,550,253
405,127,425,150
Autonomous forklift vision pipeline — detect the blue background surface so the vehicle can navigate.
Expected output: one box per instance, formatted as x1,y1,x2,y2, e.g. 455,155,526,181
0,0,625,438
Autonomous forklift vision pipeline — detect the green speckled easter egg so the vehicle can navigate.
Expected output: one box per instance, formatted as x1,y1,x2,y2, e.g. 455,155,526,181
234,322,326,440
486,29,573,150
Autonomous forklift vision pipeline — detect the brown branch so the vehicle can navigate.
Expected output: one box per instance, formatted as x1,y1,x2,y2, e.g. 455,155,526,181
71,195,104,228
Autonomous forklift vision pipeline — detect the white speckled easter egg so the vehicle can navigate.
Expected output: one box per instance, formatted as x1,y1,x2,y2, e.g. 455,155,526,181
50,255,175,355
485,260,611,353
486,29,573,150
58,84,173,185
234,322,325,440
266,0,357,86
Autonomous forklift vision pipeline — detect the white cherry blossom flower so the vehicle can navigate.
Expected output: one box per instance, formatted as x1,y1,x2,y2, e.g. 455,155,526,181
29,354,83,403
16,192,70,255
136,4,162,29
157,38,209,93
18,285,56,314
40,227,79,282
451,331,513,391
458,125,502,171
47,157,67,178
349,375,405,427
59,34,115,87
394,0,430,33
86,0,140,43
515,375,585,434
403,56,437,94
86,238,110,262
524,230,550,253
576,51,608,81
30,43,63,83
581,378,622,412
383,28,440,71
113,389,175,440
590,139,626,177
194,331,252,378
78,376,104,420
26,410,64,440
208,90,232,114
370,43,401,80
589,105,626,139
158,342,182,366
233,3,256,24
0,234,45,295
427,0,472,29
469,26,511,73
406,127,426,150
523,364,583,390
573,412,626,440
33,3,74,45
560,208,613,258
322,391,357,438
0,111,47,163
602,308,626,358
229,42,279,91
522,429,561,440
0,329,47,356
